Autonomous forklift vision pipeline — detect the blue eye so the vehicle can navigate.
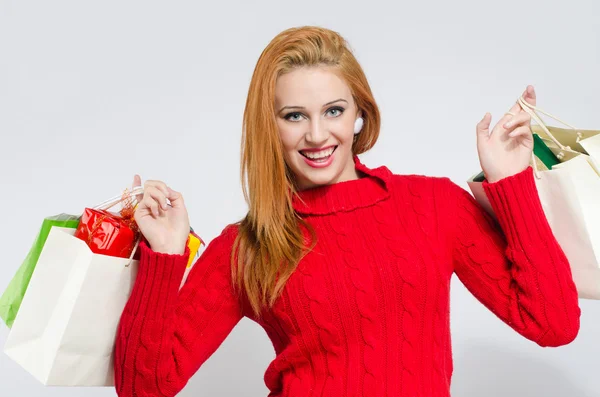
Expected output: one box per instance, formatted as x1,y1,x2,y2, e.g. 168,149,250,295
284,112,303,122
327,106,344,117
283,106,345,122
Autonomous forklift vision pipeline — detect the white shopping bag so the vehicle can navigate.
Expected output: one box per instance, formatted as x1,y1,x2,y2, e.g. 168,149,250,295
468,96,600,299
4,227,138,386
579,133,600,171
4,188,203,386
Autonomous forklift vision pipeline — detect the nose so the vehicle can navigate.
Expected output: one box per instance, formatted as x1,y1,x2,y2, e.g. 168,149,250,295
305,119,328,146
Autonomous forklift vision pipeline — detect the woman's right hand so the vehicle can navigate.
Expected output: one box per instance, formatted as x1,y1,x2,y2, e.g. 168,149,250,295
132,175,190,255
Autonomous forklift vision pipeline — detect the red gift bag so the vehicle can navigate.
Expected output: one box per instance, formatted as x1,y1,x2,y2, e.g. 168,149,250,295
74,208,139,258
74,189,141,259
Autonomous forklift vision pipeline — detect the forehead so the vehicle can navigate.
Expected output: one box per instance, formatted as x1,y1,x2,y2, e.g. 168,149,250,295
274,66,352,107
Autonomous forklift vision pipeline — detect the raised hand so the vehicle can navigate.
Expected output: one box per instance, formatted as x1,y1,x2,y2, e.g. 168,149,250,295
132,174,190,255
476,85,537,183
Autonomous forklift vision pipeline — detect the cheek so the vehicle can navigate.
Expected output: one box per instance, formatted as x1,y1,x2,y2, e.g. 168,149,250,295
277,121,304,152
331,118,355,143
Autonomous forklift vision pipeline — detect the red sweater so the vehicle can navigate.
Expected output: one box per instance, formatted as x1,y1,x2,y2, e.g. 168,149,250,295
114,156,581,397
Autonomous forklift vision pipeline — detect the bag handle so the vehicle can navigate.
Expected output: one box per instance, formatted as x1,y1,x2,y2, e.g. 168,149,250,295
125,237,141,267
516,96,585,179
93,186,144,211
515,96,549,180
517,96,579,131
517,96,583,157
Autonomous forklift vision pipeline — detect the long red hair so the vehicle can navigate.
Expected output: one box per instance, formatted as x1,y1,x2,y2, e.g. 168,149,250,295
232,26,381,316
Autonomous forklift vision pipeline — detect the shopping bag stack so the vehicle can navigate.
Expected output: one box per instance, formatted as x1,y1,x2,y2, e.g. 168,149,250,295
0,187,204,386
468,96,600,300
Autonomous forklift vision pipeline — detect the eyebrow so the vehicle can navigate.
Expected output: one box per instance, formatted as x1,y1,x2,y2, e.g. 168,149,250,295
277,98,348,114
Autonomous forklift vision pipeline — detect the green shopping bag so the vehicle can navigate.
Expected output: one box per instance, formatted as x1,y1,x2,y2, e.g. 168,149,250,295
0,214,80,328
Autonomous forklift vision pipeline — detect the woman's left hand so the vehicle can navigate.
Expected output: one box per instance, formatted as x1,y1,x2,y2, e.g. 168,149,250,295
476,85,537,183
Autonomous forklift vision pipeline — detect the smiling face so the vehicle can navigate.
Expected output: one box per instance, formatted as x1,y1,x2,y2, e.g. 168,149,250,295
275,66,362,191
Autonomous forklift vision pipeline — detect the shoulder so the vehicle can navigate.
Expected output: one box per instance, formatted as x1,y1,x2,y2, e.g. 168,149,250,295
200,223,240,259
383,169,478,219
387,170,458,198
219,223,240,240
384,170,489,239
360,160,472,208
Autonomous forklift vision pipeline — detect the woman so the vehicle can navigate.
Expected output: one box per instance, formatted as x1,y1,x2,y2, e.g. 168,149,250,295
114,26,581,396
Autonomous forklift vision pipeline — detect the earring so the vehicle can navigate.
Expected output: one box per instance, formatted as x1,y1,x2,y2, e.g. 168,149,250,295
354,117,364,134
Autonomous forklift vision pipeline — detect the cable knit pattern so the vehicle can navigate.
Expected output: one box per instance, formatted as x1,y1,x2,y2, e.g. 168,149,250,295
114,156,581,397
296,243,344,395
330,213,384,396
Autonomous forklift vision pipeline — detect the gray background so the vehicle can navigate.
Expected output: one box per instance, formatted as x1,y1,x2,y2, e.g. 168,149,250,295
1,0,599,396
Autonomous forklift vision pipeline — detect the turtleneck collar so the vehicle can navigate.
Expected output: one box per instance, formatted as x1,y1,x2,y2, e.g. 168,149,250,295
292,155,392,216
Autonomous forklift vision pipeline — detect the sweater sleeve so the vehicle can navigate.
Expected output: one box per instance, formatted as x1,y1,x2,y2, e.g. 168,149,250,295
448,166,581,347
114,224,244,397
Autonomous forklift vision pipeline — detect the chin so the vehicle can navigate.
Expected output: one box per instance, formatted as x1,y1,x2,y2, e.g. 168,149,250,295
292,155,347,190
301,173,338,189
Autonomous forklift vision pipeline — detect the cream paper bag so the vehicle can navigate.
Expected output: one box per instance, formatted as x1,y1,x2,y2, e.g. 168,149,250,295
3,189,202,386
4,227,138,386
579,133,600,171
468,97,600,299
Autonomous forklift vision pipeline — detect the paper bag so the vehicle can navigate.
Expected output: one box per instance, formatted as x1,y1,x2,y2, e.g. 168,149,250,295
0,214,80,328
3,227,138,386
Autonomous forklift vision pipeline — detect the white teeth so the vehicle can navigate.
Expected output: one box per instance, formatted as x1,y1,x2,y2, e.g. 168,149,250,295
301,147,335,159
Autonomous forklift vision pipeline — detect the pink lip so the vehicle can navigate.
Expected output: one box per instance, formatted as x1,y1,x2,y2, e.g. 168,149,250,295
299,146,337,169
300,145,337,153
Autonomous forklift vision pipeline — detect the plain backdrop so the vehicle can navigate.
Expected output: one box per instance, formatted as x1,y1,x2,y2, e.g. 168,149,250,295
1,1,599,396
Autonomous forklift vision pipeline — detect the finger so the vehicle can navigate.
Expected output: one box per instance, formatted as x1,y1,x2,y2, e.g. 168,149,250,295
521,85,536,107
503,100,522,124
166,187,185,209
145,186,169,211
132,175,144,203
144,180,170,197
142,195,161,217
508,125,532,138
504,112,531,130
141,193,168,217
476,113,492,140
133,174,141,187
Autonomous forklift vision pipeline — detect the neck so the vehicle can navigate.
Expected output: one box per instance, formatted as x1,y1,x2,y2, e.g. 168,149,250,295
291,156,392,216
